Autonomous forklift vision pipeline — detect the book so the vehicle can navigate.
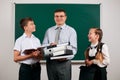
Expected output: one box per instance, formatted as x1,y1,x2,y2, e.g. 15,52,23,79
23,47,44,55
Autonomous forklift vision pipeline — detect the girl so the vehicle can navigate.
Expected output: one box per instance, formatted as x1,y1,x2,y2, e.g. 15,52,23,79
79,28,110,80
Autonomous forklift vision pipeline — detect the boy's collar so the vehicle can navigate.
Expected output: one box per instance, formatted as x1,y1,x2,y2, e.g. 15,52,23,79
23,33,34,38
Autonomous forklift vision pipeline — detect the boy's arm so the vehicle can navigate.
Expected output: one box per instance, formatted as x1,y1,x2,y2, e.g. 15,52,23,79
14,50,33,62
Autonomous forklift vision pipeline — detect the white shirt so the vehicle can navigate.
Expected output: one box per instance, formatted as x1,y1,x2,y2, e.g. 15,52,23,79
89,42,110,67
42,24,77,59
14,33,41,64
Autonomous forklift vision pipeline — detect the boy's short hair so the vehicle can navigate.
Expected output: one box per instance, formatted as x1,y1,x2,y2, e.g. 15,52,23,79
20,17,33,30
54,9,67,16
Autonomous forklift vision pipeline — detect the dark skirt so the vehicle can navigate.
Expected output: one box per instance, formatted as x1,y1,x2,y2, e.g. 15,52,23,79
79,65,107,80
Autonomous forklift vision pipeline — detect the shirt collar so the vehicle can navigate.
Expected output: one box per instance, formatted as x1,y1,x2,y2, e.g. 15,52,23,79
55,23,66,30
23,33,34,38
91,41,99,48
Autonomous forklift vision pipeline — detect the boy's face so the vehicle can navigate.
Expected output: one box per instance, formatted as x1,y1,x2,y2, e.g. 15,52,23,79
24,21,36,33
88,29,99,42
54,12,67,26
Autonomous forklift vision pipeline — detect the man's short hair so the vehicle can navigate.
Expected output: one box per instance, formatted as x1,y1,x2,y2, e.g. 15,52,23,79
54,9,67,16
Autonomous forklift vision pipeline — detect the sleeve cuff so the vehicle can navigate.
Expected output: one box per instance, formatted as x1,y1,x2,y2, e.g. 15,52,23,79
92,59,99,64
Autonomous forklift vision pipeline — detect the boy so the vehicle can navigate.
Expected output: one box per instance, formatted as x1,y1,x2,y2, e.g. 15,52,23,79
13,17,41,80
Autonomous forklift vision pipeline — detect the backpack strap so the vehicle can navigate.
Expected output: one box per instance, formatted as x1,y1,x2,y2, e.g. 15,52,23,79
85,43,104,60
97,42,104,53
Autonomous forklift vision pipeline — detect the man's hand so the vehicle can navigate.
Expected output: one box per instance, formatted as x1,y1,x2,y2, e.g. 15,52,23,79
50,42,57,46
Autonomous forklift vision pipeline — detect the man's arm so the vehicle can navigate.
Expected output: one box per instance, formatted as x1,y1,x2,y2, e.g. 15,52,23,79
69,29,77,55
42,30,49,46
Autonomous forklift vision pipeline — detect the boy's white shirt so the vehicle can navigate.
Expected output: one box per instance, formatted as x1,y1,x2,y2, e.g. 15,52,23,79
14,33,41,64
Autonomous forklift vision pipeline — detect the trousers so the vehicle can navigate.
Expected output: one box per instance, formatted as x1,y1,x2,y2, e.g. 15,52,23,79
46,60,71,80
19,62,41,80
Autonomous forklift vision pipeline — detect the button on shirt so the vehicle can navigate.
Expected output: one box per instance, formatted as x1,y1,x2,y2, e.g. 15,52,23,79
89,42,110,67
42,24,77,59
14,33,41,64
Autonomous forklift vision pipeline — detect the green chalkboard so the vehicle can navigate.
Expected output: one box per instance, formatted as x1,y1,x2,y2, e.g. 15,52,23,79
15,4,100,60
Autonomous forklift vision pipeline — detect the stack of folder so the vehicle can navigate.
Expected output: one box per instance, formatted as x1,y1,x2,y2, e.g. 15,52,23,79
43,43,73,60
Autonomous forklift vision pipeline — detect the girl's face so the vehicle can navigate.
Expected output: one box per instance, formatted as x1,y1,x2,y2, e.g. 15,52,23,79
88,29,99,43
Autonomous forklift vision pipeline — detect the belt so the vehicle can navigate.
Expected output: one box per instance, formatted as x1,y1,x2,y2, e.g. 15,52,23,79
49,59,69,63
21,62,40,68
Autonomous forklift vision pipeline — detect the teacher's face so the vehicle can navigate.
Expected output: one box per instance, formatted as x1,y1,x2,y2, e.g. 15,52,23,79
54,12,67,26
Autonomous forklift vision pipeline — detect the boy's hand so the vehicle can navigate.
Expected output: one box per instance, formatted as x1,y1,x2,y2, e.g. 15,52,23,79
32,50,40,57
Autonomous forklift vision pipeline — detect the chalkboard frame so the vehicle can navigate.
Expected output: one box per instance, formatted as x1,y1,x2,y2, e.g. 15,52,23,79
15,3,100,62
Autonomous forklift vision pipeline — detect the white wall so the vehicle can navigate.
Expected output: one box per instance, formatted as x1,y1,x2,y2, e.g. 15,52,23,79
0,0,120,80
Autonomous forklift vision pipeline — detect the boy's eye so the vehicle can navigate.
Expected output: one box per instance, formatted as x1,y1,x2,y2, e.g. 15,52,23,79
30,23,34,25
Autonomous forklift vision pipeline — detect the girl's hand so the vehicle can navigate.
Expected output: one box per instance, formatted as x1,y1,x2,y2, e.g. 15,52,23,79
85,59,93,66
